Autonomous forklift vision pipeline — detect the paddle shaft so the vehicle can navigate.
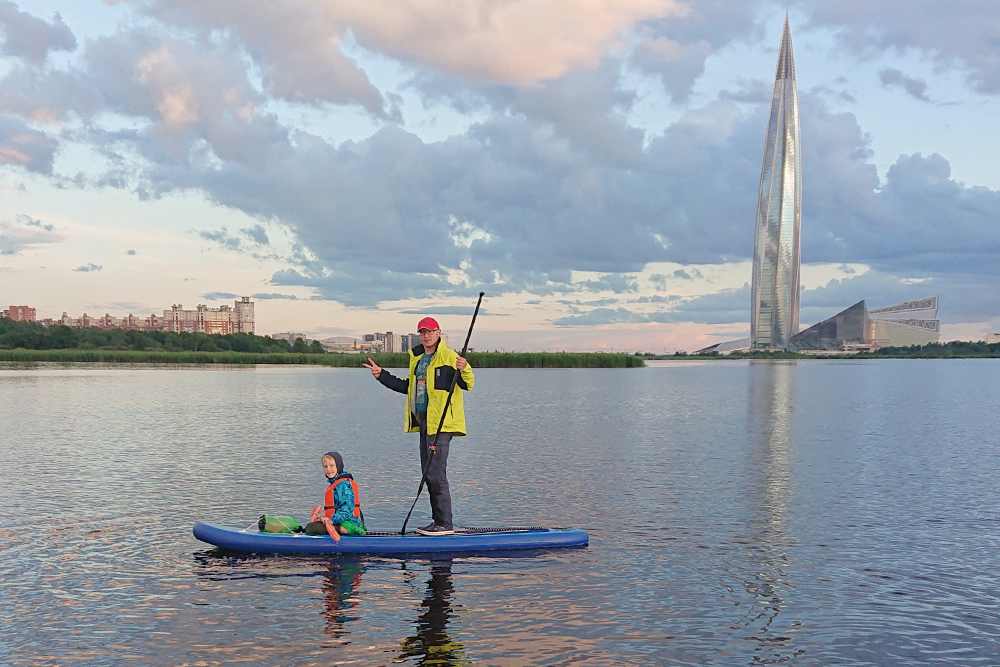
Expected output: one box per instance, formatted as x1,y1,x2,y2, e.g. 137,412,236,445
400,292,485,534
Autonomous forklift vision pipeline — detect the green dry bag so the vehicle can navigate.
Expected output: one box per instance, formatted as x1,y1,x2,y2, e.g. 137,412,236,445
258,515,303,533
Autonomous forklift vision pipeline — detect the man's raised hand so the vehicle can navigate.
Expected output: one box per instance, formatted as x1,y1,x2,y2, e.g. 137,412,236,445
362,357,382,378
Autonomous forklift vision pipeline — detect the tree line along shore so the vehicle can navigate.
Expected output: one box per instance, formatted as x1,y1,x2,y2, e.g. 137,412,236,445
0,319,644,368
2,319,997,366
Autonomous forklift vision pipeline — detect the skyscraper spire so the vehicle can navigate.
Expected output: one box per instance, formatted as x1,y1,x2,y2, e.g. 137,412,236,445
751,17,802,349
775,15,795,81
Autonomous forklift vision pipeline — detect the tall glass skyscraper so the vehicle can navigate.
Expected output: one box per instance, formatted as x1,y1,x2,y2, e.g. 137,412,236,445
751,17,801,349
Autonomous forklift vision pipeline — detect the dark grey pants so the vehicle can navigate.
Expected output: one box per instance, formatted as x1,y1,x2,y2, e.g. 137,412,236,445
417,414,453,529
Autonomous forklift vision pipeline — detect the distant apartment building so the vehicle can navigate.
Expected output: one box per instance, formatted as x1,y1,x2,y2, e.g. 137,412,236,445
53,312,166,330
364,332,404,353
321,337,380,353
40,297,254,334
320,331,452,354
366,331,453,353
2,305,36,321
385,332,402,353
164,297,254,335
271,332,310,344
987,333,1000,344
362,334,386,352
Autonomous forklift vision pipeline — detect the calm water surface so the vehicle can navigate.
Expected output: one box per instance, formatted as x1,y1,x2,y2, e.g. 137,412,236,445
1,360,999,666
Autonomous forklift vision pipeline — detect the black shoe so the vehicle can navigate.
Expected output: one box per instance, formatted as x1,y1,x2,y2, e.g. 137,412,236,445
416,523,455,536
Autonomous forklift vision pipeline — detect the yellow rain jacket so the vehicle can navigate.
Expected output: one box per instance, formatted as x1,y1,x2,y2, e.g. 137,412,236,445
378,343,475,436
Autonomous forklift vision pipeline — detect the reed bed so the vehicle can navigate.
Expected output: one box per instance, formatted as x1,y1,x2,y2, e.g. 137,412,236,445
0,348,645,368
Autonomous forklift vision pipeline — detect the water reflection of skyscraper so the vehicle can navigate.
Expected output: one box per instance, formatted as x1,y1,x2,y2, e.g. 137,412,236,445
321,561,365,640
748,361,795,528
735,361,802,661
399,560,469,666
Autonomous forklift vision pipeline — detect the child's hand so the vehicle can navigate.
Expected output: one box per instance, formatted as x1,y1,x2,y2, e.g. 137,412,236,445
362,358,382,378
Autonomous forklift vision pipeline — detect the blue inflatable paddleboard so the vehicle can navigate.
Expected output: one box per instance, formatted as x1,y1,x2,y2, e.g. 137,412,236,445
193,521,588,554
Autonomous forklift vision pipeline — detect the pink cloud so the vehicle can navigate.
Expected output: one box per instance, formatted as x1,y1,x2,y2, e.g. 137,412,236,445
136,0,688,102
342,0,688,83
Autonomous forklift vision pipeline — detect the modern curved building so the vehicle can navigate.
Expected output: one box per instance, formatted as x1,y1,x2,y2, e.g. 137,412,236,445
751,17,802,350
868,296,941,347
787,296,941,351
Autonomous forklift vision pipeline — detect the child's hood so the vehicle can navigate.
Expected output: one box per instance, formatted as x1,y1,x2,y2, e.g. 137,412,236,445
325,450,345,481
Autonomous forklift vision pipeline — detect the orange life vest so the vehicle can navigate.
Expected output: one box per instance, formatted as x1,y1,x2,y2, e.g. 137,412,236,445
324,474,362,522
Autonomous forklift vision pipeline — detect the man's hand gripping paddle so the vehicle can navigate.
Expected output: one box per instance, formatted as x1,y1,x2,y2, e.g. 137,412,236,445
400,291,485,535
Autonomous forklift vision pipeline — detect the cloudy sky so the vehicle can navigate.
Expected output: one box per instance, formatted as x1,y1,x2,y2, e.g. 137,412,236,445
1,0,998,351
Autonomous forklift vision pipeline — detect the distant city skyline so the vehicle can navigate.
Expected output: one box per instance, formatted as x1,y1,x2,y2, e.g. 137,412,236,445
8,298,256,335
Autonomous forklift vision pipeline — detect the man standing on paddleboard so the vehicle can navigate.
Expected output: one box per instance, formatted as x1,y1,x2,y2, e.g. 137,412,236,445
363,318,474,536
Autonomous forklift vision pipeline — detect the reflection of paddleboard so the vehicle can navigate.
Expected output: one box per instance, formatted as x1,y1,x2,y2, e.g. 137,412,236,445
193,521,589,554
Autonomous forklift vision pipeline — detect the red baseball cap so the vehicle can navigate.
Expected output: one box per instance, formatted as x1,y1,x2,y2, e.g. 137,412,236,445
417,317,440,332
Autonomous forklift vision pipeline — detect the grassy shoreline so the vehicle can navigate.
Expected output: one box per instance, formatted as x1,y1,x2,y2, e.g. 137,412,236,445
0,348,646,368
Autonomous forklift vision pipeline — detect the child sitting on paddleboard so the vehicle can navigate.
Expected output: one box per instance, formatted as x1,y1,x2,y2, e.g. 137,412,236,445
304,451,367,540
